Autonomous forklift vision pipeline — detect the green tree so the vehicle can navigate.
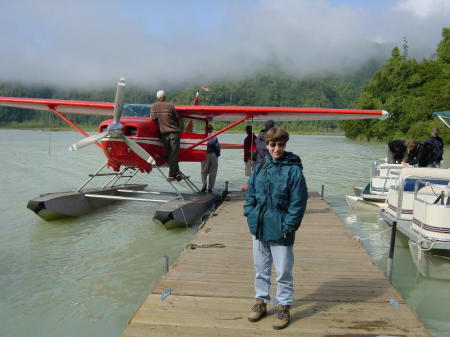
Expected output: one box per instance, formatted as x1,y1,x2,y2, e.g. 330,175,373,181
342,27,450,143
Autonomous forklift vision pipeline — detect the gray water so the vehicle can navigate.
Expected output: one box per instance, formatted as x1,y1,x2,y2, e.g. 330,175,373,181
0,129,449,337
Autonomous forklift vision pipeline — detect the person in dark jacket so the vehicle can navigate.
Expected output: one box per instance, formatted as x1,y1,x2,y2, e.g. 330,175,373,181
405,139,434,167
244,127,308,330
427,127,444,167
243,125,257,176
255,120,275,163
201,125,220,192
150,90,182,181
387,139,407,164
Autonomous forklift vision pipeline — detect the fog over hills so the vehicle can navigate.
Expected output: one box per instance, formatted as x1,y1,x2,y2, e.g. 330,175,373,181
1,0,449,89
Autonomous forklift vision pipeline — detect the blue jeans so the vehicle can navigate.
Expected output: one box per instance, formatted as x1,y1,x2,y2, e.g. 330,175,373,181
252,237,294,306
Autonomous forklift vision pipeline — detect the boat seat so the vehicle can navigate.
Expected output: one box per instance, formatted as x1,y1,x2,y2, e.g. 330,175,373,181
403,179,449,192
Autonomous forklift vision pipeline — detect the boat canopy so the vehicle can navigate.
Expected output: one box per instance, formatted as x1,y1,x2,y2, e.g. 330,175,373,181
433,110,450,119
399,168,450,191
432,110,450,129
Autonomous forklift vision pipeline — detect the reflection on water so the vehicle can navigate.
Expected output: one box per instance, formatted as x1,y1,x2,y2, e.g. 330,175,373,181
0,130,449,337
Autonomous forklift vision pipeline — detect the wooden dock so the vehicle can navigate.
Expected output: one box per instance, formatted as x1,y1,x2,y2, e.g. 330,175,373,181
122,192,430,337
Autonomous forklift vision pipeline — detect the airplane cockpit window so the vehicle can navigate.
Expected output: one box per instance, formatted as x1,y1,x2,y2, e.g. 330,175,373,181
122,104,151,117
180,118,207,135
122,104,207,135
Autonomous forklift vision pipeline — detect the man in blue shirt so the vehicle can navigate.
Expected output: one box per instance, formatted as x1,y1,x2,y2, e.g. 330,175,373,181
201,125,220,193
427,127,444,167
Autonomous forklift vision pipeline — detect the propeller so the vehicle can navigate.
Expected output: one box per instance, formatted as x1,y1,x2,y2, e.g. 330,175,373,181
69,130,108,151
69,78,155,166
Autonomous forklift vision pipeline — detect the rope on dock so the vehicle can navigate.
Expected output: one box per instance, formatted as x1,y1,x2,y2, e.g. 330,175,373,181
185,243,226,249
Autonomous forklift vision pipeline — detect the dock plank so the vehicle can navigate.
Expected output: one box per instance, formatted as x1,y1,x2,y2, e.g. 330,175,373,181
122,195,429,337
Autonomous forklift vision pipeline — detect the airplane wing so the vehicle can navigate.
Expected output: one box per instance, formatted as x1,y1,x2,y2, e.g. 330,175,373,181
433,110,450,129
0,97,114,116
176,105,389,121
0,97,388,120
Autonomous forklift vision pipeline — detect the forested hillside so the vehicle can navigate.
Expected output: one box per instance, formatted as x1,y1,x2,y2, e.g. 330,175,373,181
341,27,450,143
2,28,448,141
171,65,379,133
0,63,380,133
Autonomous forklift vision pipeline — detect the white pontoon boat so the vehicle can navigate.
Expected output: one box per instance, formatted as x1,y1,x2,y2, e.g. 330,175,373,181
346,160,403,210
378,167,450,279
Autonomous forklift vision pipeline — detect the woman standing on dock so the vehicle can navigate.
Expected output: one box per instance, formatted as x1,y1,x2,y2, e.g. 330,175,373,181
244,127,308,330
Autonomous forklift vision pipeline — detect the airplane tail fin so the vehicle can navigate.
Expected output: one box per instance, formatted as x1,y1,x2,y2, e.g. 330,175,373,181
192,92,200,105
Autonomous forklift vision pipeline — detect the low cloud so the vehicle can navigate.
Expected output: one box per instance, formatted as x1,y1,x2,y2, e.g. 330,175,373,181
0,0,448,90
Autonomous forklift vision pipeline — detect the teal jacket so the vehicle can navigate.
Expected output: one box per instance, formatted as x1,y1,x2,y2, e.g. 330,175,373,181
243,152,308,245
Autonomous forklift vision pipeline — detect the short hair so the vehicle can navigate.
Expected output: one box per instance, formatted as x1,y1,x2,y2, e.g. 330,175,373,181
405,139,416,151
156,90,165,99
245,125,252,133
264,127,289,144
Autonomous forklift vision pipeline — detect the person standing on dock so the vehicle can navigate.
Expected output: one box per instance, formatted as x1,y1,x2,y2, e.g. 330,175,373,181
243,125,257,176
244,127,308,330
255,119,275,163
201,124,220,193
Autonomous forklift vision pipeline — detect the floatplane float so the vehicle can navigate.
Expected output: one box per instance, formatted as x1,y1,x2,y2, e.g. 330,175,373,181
346,159,404,210
0,78,388,228
378,168,450,280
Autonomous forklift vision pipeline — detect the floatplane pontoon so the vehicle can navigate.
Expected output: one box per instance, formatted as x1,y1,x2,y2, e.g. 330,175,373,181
26,163,219,228
346,159,403,210
0,78,388,228
378,168,450,279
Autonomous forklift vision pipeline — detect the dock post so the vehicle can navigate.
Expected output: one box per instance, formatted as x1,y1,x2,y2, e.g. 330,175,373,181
163,255,169,274
320,184,325,199
386,221,397,282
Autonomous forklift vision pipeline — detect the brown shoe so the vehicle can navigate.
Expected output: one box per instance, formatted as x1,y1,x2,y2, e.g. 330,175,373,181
248,299,267,322
273,305,290,330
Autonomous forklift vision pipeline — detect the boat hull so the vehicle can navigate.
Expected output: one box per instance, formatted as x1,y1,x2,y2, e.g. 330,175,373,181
345,195,385,211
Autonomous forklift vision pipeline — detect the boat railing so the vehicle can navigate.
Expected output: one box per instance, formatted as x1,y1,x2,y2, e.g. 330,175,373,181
370,164,403,195
394,173,450,220
412,180,450,245
371,159,387,177
413,180,450,207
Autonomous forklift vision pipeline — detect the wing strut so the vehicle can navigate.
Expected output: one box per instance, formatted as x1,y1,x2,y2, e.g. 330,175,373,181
49,107,103,148
180,114,253,155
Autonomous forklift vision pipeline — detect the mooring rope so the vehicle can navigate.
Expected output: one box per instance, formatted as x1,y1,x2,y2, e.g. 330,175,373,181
185,243,226,249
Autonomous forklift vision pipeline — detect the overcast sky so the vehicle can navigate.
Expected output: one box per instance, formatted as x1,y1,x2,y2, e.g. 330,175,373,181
1,0,449,90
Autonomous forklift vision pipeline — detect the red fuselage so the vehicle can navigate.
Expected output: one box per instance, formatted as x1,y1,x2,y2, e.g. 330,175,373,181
98,117,207,172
